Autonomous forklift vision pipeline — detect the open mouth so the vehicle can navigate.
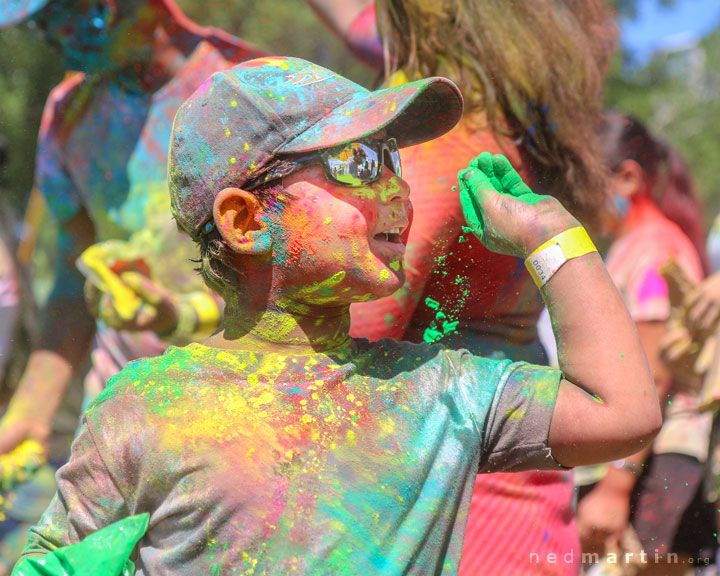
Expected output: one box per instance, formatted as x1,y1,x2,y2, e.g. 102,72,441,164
373,228,404,243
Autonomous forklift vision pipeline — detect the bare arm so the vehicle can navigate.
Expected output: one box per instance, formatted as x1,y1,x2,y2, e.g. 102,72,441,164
460,153,661,468
305,0,372,40
0,210,96,455
575,320,668,546
543,260,661,465
304,0,383,72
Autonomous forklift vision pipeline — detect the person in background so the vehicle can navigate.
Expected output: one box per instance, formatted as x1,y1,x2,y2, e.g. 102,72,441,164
0,137,19,390
0,0,264,463
305,0,383,71
576,113,716,575
305,0,617,573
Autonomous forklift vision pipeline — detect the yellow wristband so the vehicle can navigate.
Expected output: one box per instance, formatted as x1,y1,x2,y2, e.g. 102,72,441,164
525,227,597,288
188,292,221,339
161,292,221,344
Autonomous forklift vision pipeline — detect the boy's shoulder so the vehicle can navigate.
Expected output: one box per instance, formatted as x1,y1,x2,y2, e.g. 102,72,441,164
355,337,514,383
86,345,204,414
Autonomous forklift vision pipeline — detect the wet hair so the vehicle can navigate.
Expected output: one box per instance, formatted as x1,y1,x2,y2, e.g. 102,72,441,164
598,113,709,274
375,0,617,229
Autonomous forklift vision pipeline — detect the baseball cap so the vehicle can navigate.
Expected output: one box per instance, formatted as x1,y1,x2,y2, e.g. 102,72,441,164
168,56,463,240
0,0,50,28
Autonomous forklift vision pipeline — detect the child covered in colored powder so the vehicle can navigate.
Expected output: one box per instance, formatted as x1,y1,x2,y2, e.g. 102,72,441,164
18,57,660,575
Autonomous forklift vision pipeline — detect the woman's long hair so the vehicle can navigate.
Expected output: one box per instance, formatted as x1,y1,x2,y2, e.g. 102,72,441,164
598,113,709,274
375,0,617,230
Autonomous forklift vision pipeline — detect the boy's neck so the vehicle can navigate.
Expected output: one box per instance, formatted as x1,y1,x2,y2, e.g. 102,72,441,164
207,296,353,356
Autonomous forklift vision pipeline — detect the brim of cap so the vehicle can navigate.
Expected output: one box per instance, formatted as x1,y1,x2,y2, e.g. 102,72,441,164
0,0,50,28
279,77,463,154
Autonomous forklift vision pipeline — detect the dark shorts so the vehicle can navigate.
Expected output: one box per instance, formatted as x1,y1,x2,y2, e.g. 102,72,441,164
579,453,717,563
631,453,716,562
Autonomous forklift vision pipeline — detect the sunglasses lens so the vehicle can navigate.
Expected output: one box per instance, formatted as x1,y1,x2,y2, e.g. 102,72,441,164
386,139,401,179
324,142,381,186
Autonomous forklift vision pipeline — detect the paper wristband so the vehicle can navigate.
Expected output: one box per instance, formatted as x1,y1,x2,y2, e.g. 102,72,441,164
524,227,597,288
163,292,221,344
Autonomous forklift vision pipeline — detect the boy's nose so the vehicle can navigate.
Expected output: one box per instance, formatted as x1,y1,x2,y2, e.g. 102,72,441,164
378,172,410,203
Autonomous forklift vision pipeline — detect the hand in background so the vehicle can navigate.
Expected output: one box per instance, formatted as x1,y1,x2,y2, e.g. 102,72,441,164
686,272,720,337
85,271,180,336
0,417,49,462
577,482,632,555
659,326,703,392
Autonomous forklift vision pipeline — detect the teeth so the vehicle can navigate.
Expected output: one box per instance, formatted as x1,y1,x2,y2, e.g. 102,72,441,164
379,228,402,241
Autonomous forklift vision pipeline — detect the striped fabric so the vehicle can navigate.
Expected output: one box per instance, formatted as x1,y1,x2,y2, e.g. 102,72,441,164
460,471,579,575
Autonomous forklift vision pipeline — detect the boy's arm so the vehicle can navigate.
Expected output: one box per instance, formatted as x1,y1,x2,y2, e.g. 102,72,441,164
460,153,661,468
20,413,131,560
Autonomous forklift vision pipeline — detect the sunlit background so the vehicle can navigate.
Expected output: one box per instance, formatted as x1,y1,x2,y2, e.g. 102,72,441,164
0,0,719,305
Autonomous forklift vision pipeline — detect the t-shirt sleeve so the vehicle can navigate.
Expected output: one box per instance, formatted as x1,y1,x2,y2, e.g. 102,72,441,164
449,352,564,473
622,258,671,322
607,224,704,323
479,362,566,472
20,414,130,558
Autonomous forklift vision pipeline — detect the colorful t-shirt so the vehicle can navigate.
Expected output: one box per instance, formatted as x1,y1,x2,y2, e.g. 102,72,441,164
36,35,265,390
21,339,562,575
606,208,711,462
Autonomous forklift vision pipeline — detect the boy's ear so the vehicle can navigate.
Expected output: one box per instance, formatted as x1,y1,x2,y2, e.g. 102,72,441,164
213,188,271,254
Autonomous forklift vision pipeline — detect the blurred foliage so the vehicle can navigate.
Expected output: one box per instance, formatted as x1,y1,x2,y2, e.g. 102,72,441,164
615,0,676,19
604,26,720,223
0,28,64,210
177,0,375,86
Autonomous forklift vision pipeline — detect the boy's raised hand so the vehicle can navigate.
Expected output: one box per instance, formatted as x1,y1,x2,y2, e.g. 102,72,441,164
458,153,579,258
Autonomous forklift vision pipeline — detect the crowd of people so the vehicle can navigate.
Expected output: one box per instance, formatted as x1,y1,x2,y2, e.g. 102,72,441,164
0,0,717,574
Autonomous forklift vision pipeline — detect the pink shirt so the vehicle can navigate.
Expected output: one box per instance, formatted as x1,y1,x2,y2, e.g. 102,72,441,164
606,204,711,462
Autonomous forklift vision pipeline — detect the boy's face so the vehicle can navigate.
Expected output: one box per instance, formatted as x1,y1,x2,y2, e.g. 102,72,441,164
268,162,412,307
